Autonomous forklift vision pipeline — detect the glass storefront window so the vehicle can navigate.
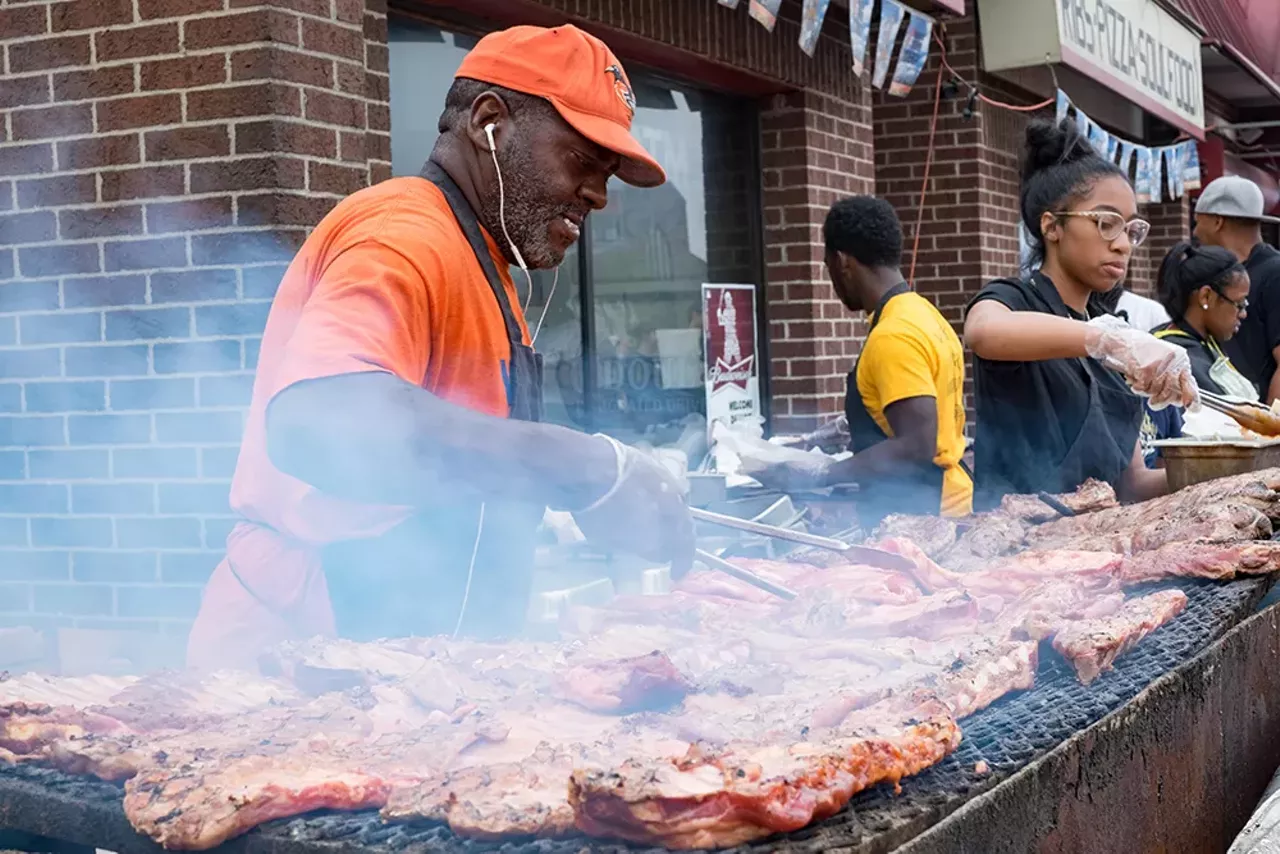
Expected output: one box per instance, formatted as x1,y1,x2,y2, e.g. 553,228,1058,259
388,16,760,442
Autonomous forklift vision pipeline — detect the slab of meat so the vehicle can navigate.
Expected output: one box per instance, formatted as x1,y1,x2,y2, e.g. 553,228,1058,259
999,479,1117,523
786,588,978,640
1119,540,1280,584
1052,590,1189,684
1027,470,1280,553
384,749,578,838
568,695,960,849
124,750,393,850
554,652,692,714
938,513,1030,569
928,639,1039,719
122,703,509,850
726,558,922,606
873,515,959,557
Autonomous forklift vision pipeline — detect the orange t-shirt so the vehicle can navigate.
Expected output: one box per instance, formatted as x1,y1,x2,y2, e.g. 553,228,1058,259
230,176,531,546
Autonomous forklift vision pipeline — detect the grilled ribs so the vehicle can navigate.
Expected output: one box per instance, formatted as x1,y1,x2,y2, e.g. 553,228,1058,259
568,694,961,850
2,465,1273,850
1051,590,1189,684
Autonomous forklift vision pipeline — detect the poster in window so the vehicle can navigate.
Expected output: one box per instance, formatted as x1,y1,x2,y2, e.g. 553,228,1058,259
703,284,761,437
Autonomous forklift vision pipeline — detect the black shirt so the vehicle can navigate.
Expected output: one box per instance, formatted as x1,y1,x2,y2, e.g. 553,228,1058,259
967,273,1143,511
1224,242,1280,396
1152,319,1225,394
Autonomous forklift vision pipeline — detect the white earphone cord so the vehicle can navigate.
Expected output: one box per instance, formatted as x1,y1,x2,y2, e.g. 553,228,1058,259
452,501,485,639
487,125,559,346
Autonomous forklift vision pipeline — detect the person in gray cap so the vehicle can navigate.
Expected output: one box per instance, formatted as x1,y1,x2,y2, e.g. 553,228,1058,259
1194,175,1280,400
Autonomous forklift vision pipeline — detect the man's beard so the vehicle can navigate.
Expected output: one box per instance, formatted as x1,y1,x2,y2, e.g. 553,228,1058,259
478,135,574,270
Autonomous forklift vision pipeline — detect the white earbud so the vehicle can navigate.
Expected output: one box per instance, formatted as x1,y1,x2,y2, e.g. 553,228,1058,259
483,121,528,274
480,119,558,346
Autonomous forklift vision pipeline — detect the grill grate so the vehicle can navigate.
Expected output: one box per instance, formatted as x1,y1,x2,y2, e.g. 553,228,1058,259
0,577,1268,854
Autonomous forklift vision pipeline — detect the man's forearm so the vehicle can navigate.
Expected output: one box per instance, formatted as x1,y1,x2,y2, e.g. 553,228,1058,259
265,371,614,510
822,437,934,486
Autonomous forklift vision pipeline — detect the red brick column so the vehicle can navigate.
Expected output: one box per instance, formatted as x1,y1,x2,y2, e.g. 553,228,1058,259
0,0,389,636
761,90,874,433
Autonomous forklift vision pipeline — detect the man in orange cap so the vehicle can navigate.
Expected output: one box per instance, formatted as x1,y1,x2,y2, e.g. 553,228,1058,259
187,25,694,670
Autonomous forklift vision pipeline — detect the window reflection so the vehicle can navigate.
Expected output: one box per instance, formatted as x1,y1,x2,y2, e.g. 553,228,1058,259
388,17,759,440
590,82,756,440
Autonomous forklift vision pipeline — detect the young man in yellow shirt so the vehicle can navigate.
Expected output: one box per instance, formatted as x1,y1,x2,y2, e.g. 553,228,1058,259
758,196,973,527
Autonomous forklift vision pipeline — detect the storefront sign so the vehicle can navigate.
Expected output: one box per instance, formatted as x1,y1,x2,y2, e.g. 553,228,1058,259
1056,0,1203,133
978,0,1204,138
703,284,761,437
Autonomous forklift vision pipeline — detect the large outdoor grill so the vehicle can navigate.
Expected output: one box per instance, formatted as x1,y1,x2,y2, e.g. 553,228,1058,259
4,577,1279,854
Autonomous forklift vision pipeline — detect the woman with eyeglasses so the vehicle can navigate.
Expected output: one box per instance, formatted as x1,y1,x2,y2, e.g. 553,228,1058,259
1151,241,1255,399
963,118,1200,510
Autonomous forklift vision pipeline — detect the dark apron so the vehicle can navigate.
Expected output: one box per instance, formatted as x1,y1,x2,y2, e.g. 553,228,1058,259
1053,362,1137,495
972,276,1141,509
845,283,946,530
321,161,545,642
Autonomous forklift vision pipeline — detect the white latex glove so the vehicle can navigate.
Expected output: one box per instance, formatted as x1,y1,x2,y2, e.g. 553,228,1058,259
572,435,696,577
1084,316,1200,411
800,415,851,451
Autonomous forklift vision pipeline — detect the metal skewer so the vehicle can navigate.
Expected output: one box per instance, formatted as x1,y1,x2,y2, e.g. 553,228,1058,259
689,507,917,572
694,549,797,600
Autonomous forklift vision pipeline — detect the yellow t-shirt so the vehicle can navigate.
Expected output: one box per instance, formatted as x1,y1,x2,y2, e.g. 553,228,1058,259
855,291,973,517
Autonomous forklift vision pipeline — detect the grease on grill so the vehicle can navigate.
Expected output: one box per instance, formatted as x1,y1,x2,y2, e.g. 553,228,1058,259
0,578,1266,854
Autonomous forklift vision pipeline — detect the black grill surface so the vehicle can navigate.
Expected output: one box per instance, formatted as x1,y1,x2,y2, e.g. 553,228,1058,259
0,577,1269,854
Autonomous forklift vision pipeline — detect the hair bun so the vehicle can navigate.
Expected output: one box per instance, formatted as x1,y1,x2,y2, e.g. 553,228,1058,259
1022,118,1095,183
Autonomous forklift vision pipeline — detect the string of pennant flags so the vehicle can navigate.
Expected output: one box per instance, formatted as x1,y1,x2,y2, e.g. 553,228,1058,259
715,0,934,98
1055,91,1202,204
715,0,1205,205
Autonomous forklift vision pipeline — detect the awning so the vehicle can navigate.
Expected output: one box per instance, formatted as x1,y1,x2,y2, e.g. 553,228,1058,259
1201,40,1280,112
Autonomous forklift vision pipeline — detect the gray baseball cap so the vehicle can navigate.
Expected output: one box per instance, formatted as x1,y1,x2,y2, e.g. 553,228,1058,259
1194,175,1280,224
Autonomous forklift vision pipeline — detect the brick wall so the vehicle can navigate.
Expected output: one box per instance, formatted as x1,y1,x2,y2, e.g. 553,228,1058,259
0,0,390,636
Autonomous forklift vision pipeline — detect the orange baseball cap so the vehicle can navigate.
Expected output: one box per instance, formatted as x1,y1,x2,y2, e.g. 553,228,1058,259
454,24,666,188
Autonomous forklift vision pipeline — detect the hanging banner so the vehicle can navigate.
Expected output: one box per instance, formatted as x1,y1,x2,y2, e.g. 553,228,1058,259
1105,136,1119,164
717,0,742,6
1088,123,1110,159
849,0,876,76
1148,147,1163,204
1055,89,1070,125
1073,107,1092,139
703,284,761,438
1134,147,1153,204
889,10,932,97
748,0,782,31
1182,141,1202,191
799,0,831,56
872,0,907,90
1164,146,1184,200
1119,141,1136,180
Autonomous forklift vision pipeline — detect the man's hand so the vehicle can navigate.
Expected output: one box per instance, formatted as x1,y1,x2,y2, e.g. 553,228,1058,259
572,436,696,578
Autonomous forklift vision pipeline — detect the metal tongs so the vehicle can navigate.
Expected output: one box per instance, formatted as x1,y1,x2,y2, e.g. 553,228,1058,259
689,507,917,573
694,549,798,600
1198,390,1280,437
